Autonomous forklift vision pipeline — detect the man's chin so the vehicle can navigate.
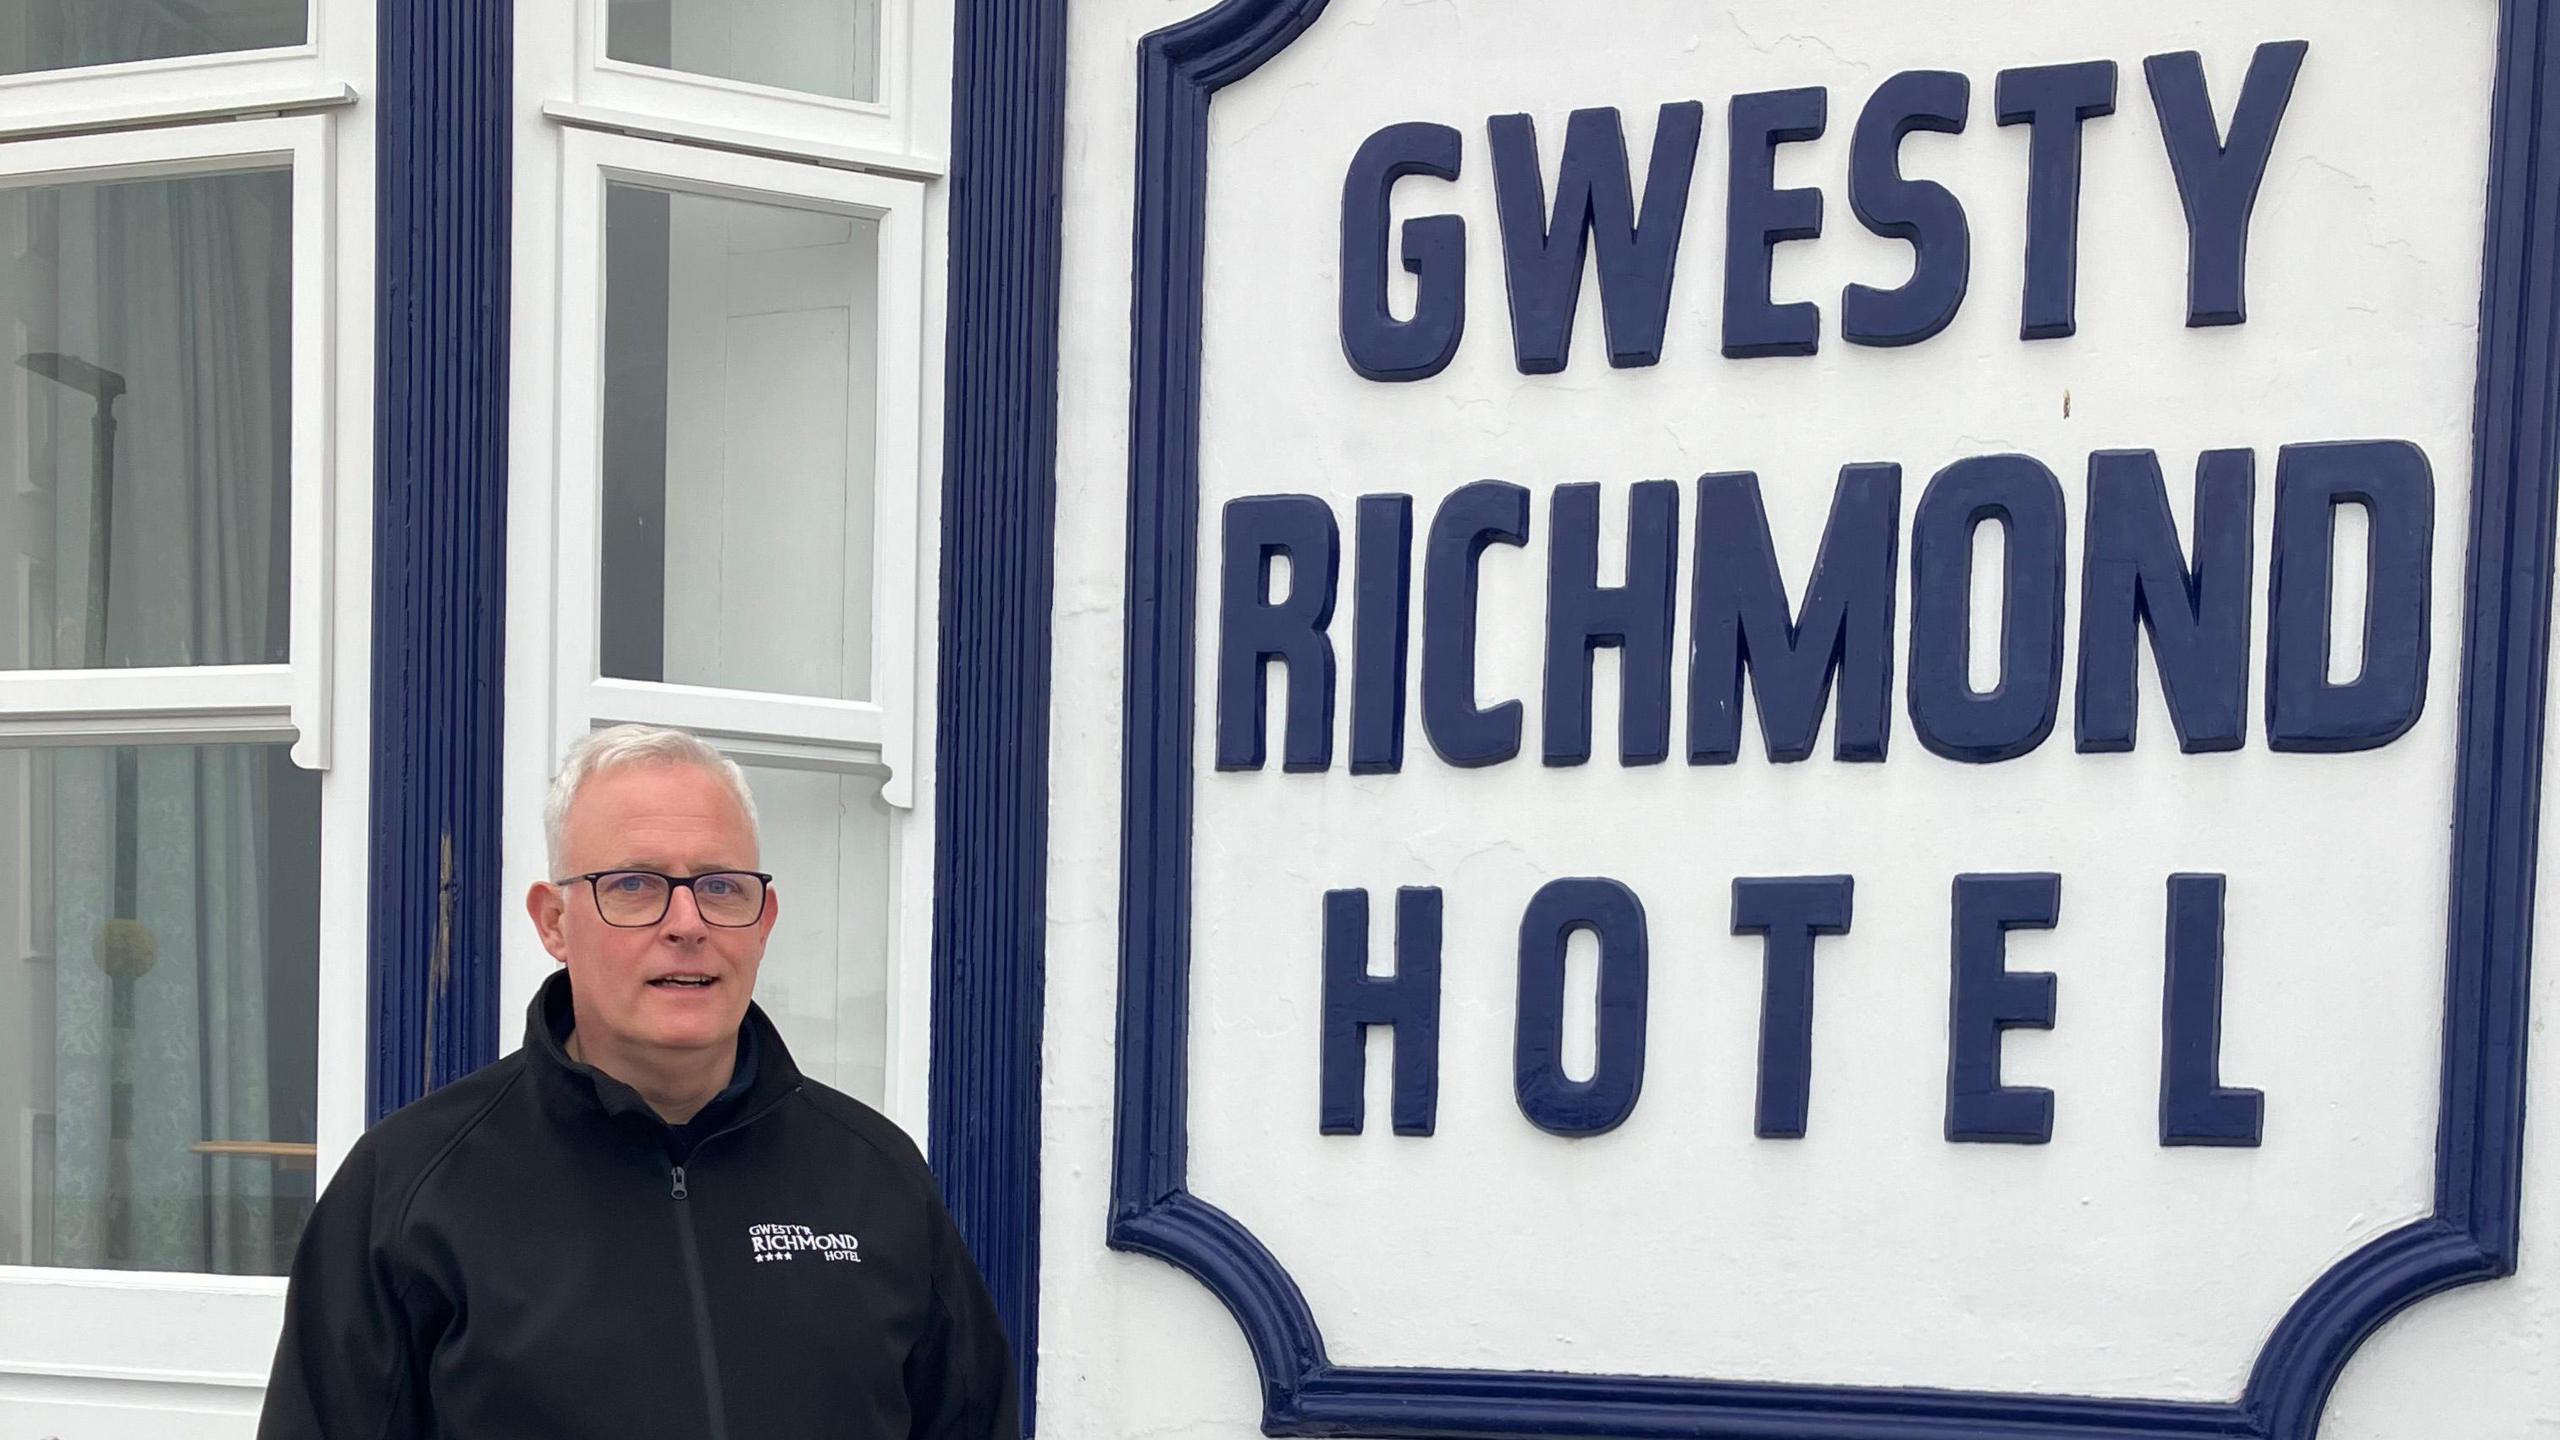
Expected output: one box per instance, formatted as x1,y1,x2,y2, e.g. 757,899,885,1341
632,996,747,1050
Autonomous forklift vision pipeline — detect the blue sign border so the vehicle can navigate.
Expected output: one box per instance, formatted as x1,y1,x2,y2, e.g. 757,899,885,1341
1107,2,2559,1436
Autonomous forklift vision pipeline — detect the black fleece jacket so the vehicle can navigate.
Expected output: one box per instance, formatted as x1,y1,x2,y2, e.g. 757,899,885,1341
257,971,1017,1439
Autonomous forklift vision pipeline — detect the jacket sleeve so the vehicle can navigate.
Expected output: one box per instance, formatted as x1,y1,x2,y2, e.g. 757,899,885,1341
906,1198,1021,1440
258,1139,436,1440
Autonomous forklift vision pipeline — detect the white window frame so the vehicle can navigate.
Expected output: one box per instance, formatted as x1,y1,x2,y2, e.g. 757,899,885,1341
515,127,936,1132
0,6,378,1417
0,0,349,143
558,0,940,176
508,0,952,1136
0,116,339,771
550,128,928,802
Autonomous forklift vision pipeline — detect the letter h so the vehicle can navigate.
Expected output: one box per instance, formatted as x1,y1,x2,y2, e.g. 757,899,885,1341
1320,887,1444,1136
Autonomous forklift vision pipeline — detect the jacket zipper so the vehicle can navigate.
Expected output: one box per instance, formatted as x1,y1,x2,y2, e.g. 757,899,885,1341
669,1164,732,1440
658,1085,798,1440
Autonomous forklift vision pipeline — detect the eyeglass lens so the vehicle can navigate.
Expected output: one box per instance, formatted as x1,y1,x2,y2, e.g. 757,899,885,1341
591,871,767,927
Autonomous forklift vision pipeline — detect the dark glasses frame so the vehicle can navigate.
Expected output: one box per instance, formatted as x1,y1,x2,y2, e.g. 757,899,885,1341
554,869,774,928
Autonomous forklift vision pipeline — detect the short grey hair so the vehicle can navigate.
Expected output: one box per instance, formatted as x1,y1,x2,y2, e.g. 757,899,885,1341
544,724,760,875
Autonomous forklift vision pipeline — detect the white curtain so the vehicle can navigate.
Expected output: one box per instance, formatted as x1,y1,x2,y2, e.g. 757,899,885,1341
39,166,296,1275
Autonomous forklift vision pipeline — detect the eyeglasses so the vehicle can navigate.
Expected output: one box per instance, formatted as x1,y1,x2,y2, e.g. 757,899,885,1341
557,869,772,928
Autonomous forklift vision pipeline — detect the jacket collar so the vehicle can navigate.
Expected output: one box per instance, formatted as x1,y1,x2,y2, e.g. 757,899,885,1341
523,967,803,1133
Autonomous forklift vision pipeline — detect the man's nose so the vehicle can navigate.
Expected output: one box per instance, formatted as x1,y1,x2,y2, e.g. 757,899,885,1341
659,884,711,937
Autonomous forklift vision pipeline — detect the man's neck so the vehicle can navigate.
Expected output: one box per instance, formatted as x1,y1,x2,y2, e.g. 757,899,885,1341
565,1028,735,1125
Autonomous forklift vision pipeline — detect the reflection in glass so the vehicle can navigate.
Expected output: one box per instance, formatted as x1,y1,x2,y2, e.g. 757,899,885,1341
597,183,881,701
739,764,890,1106
605,0,880,104
1,0,307,76
0,744,320,1275
0,167,294,672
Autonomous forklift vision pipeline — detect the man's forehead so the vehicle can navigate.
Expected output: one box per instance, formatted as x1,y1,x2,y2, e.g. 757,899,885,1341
562,763,760,862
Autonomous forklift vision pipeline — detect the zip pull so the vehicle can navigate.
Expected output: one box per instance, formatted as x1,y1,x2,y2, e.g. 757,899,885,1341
670,1165,689,1200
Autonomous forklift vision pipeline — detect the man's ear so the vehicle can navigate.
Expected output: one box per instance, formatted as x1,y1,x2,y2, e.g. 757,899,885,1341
758,882,781,943
527,881,571,962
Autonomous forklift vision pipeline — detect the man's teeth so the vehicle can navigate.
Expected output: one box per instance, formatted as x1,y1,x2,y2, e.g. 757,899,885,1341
655,976,715,987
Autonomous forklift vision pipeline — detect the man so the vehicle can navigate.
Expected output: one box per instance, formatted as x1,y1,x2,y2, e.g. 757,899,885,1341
260,724,1017,1439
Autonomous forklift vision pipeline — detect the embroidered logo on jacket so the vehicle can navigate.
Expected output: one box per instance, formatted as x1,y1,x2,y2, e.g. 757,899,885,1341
747,1222,861,1264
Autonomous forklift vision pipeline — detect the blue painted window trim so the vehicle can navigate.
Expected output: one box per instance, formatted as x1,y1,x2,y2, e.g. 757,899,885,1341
368,0,513,1121
1107,2,2557,1436
935,0,1066,1431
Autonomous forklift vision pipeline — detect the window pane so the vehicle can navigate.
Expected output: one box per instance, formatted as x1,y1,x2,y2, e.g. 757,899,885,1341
0,0,307,76
0,166,294,672
0,743,320,1276
605,0,880,105
740,763,889,1107
598,184,880,702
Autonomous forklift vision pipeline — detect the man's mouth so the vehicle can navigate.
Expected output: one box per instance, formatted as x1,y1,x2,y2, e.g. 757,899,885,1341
650,974,718,989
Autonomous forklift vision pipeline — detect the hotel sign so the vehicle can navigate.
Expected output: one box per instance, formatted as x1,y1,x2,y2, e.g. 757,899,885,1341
1109,5,2556,1438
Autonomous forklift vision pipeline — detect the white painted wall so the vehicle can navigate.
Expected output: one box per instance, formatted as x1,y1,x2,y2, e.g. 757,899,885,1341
1038,0,2560,1434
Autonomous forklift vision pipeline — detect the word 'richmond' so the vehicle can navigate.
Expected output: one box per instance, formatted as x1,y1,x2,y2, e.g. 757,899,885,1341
1214,442,2433,773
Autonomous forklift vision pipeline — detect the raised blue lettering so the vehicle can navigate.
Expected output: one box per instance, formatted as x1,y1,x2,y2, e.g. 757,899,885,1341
1422,480,1532,767
2076,449,2255,754
1995,60,2117,340
1490,103,1704,373
1516,878,1650,1137
1350,494,1415,775
1545,480,1680,766
1844,70,1972,348
1723,87,1828,359
1339,122,1467,381
2160,873,2264,1147
1908,455,2067,763
1321,887,1444,1136
1946,872,2062,1145
2145,42,2310,327
1215,494,1339,772
1689,467,1901,764
2266,439,2434,752
1733,875,1855,1140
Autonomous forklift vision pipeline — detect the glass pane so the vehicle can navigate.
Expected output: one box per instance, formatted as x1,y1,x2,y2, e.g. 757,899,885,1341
0,0,307,76
598,184,880,702
0,166,294,672
605,0,880,105
0,743,321,1276
739,763,889,1107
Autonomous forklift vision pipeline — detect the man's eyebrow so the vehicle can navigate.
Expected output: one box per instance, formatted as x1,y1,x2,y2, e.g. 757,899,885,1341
600,860,755,873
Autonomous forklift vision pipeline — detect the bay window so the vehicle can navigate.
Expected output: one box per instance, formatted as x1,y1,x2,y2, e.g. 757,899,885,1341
0,0,371,1423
